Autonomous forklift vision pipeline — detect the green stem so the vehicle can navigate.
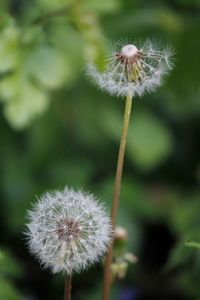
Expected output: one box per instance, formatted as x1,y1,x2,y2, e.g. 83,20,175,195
102,93,133,300
64,274,72,300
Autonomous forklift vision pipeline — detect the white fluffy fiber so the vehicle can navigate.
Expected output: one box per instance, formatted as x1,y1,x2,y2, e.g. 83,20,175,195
26,187,112,274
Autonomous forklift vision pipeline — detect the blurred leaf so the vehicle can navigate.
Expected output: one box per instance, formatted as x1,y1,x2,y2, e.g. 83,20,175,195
0,75,19,101
100,104,122,141
100,106,173,170
49,24,83,83
186,242,200,249
0,278,22,300
133,8,183,32
169,194,200,239
48,159,93,187
3,78,48,129
102,7,183,35
0,20,20,73
128,111,173,170
36,0,73,11
84,0,121,13
176,0,200,5
83,282,119,300
162,192,200,271
164,21,200,116
0,249,23,278
70,6,105,62
27,46,67,89
120,178,162,220
0,2,8,12
167,241,192,271
1,153,36,232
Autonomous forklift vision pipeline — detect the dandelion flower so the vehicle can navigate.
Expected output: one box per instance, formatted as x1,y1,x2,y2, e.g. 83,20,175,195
87,39,174,97
26,187,112,274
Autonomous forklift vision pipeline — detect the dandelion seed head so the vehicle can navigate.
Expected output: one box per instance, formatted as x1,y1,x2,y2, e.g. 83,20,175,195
25,187,112,274
87,39,174,98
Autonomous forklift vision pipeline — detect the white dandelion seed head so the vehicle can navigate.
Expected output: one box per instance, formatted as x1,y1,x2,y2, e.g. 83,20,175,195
87,39,174,98
25,187,112,274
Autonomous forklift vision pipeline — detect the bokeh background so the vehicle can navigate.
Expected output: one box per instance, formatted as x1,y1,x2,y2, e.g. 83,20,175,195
0,0,200,299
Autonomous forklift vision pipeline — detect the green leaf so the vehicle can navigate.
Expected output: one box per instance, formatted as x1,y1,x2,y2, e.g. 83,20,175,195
0,249,23,278
0,2,9,12
36,0,73,10
0,21,20,73
100,107,173,171
186,242,200,249
84,0,121,13
0,75,18,101
3,78,48,129
0,279,22,300
100,104,123,141
27,46,67,89
48,24,84,83
1,153,36,232
127,111,173,170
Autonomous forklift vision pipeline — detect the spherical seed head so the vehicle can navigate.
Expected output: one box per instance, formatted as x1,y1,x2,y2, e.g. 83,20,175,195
25,187,112,274
87,39,174,98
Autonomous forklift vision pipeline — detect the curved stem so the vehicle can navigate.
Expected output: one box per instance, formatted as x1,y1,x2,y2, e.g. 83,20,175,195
64,274,72,300
102,93,133,300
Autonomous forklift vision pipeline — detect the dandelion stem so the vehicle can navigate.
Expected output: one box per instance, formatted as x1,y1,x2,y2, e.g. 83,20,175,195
65,274,72,300
102,93,133,300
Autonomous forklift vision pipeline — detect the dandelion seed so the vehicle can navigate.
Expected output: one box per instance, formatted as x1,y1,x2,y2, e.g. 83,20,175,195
25,187,112,274
87,39,174,97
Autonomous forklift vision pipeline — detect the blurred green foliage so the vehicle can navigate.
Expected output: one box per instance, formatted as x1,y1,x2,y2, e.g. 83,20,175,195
0,249,23,299
0,0,200,299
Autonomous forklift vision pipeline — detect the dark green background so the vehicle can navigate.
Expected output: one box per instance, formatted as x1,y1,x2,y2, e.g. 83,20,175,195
0,0,200,299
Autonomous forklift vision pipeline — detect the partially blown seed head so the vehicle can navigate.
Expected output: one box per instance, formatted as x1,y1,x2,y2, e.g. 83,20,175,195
25,187,112,274
87,39,174,97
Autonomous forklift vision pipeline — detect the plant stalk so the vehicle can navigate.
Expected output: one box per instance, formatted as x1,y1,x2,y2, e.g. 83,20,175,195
65,274,72,300
102,93,133,300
